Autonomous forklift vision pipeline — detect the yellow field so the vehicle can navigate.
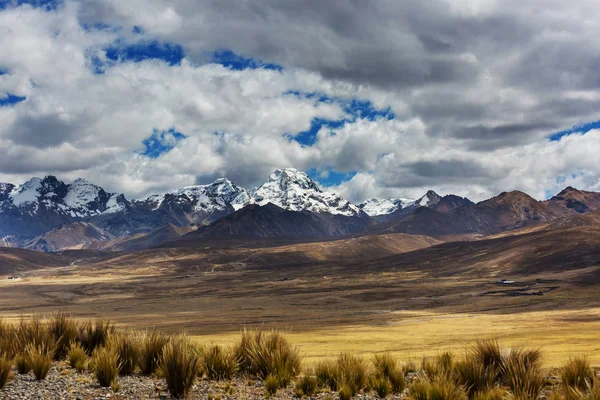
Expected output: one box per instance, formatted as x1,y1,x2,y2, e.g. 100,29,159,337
195,309,600,368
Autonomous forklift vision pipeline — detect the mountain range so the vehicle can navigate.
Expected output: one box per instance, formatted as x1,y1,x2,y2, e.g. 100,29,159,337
1,168,600,252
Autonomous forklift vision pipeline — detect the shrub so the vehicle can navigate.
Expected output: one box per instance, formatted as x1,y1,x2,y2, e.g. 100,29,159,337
235,329,301,387
24,341,55,380
265,374,279,396
0,354,11,389
92,346,120,388
48,312,79,361
560,357,594,393
68,342,88,372
139,330,169,376
295,374,317,397
79,319,114,355
503,356,545,400
111,333,140,376
373,376,392,398
159,337,201,399
454,357,494,396
203,345,238,381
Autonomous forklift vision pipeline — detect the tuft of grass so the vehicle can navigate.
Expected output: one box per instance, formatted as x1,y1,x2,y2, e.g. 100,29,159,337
334,352,368,396
16,316,53,354
315,353,368,395
338,384,354,400
373,375,392,398
203,345,238,381
159,337,201,399
0,354,12,389
235,329,301,387
454,356,494,397
503,356,545,400
15,354,29,374
24,341,55,380
111,333,140,376
92,346,120,388
265,374,279,396
472,340,504,380
295,374,317,397
48,312,79,361
409,376,468,400
68,342,88,373
79,319,114,355
139,329,169,376
373,353,397,379
372,353,405,394
316,359,338,390
560,356,594,394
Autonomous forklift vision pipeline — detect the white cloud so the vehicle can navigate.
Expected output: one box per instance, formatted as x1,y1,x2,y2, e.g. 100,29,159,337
0,0,599,204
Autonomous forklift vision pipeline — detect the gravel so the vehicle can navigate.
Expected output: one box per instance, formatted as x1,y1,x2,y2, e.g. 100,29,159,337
0,362,403,400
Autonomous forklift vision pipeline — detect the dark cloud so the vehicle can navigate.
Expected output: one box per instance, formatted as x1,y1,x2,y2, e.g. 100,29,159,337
8,113,83,148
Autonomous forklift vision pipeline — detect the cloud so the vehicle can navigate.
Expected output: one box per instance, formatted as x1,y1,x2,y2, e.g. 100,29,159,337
0,0,600,203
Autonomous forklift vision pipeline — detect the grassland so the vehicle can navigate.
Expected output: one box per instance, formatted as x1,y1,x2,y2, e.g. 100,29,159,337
1,227,599,369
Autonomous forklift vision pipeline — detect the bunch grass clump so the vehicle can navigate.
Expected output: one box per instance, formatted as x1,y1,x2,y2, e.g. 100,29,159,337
235,329,301,387
79,319,114,355
203,345,238,381
560,356,594,394
503,355,545,400
48,312,79,361
111,333,140,376
92,345,120,390
24,341,55,380
372,353,406,394
409,375,468,400
68,342,88,372
159,337,201,399
265,374,279,396
139,330,169,376
295,374,317,397
0,354,12,389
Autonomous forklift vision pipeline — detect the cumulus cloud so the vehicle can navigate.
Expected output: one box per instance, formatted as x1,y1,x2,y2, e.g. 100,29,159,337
0,0,599,202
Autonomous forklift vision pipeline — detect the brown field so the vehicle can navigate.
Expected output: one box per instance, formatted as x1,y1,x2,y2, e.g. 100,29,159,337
1,228,599,367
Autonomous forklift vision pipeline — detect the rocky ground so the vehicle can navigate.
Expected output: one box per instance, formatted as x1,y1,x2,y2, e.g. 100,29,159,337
0,362,403,400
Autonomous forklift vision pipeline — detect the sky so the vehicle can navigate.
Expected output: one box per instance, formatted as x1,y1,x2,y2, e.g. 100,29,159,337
1,0,600,202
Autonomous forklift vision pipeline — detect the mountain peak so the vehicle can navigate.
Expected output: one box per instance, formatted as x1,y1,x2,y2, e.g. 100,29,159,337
417,190,442,207
252,169,360,216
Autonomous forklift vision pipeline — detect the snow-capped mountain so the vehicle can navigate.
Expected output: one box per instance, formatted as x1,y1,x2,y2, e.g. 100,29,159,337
358,197,416,217
358,190,444,217
135,178,250,226
0,176,129,238
251,168,364,217
1,169,371,250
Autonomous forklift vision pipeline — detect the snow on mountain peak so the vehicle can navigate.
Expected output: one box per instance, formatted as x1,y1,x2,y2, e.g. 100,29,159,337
358,197,416,216
10,177,43,206
64,178,103,210
252,168,360,216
